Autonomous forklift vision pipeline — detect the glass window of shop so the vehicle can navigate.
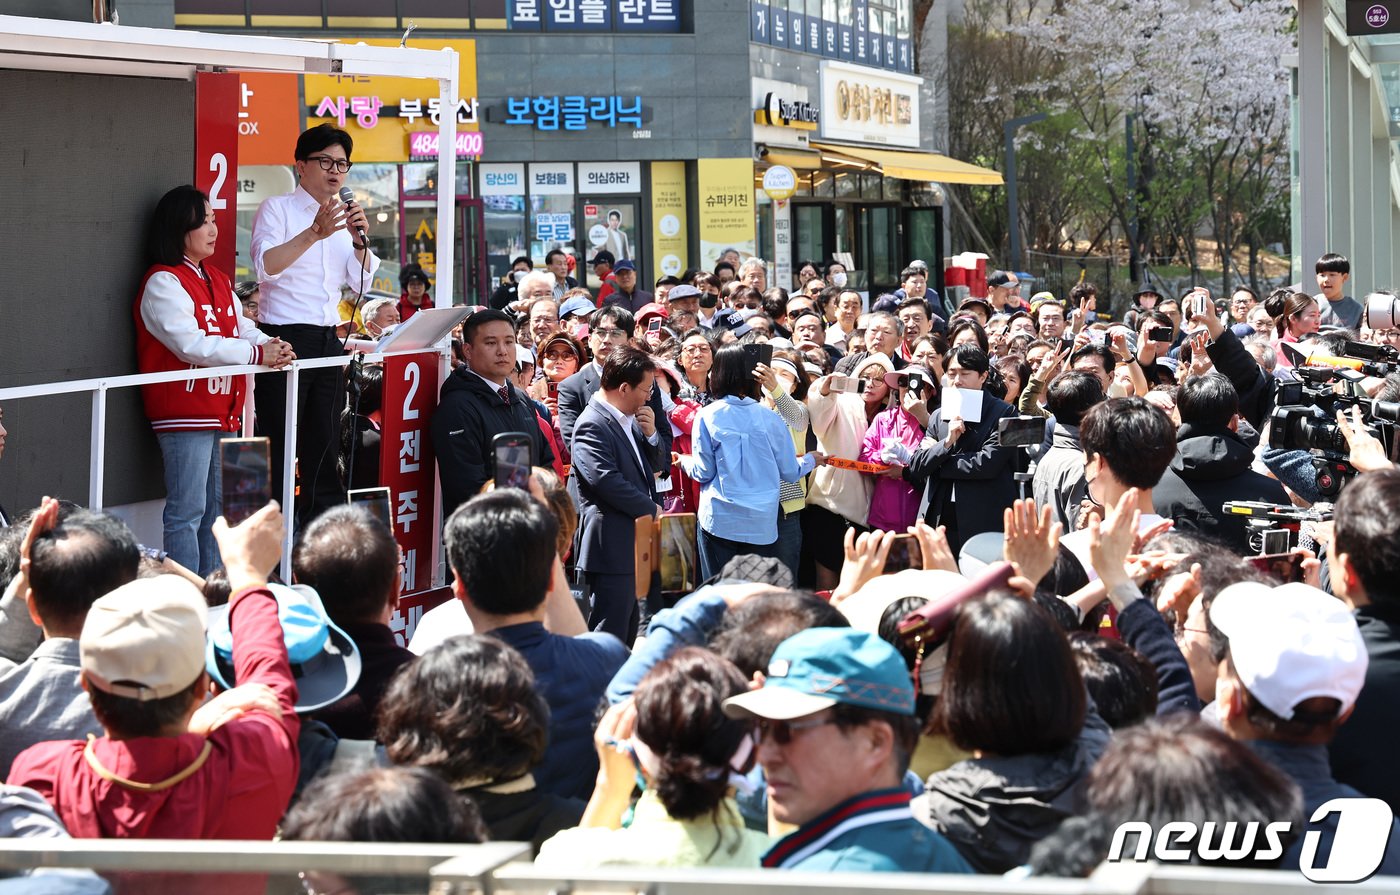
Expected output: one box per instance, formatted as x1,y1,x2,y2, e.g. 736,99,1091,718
234,163,400,296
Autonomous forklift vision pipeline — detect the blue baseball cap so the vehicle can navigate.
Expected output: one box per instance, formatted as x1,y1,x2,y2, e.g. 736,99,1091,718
206,583,361,713
723,628,915,720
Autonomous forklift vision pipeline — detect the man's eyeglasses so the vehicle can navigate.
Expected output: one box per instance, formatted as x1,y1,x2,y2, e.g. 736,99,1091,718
306,155,353,174
1379,329,1400,340
757,716,838,745
681,343,712,355
594,327,628,340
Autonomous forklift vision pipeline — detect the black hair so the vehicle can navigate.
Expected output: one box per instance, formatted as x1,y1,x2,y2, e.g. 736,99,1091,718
1334,468,1400,604
709,590,848,678
462,309,515,344
878,596,936,723
635,648,751,830
1067,633,1158,729
899,265,926,282
147,185,211,267
655,275,681,289
994,356,1031,395
600,345,657,391
1232,285,1258,301
1028,715,1302,876
708,344,760,400
946,343,990,375
294,123,353,161
1176,373,1238,430
714,261,736,276
1044,371,1104,428
591,304,636,337
947,319,989,353
1263,292,1317,338
511,255,533,269
898,297,933,319
932,593,1085,755
88,674,204,739
824,259,847,275
292,505,398,626
1079,397,1176,490
1315,252,1350,275
28,510,140,633
282,766,487,845
1068,282,1098,303
445,489,557,615
545,249,567,265
1070,345,1115,378
380,635,549,787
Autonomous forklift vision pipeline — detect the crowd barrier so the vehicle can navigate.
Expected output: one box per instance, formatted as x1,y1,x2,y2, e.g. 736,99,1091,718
1,840,1398,895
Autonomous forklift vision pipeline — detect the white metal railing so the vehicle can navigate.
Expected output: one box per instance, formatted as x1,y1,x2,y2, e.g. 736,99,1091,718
1,840,1396,895
0,347,450,584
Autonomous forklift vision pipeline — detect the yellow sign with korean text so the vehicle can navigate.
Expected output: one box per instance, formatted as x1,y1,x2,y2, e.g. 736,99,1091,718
697,158,756,270
304,38,479,164
650,161,689,282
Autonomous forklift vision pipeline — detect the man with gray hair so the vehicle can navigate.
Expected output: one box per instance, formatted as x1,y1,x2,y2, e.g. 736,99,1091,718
508,270,556,314
739,257,768,293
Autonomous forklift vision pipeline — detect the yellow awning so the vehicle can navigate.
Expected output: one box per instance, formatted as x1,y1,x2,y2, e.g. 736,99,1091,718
759,147,825,169
810,142,1004,186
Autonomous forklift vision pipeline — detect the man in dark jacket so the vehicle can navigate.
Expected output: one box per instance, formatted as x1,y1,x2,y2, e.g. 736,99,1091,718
1328,469,1400,814
432,309,554,517
1031,372,1104,533
901,345,1017,553
1153,374,1288,553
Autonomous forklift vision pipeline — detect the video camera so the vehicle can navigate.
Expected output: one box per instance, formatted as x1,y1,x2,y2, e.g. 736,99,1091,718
1268,326,1400,497
1221,500,1334,554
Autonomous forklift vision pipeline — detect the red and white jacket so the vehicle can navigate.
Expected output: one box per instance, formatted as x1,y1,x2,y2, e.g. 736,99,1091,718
134,259,271,432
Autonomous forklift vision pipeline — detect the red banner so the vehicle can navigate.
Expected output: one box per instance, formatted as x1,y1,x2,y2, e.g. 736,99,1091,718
194,72,238,280
380,352,449,647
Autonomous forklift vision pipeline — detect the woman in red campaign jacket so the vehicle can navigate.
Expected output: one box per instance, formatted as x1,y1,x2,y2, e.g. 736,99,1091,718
134,185,295,576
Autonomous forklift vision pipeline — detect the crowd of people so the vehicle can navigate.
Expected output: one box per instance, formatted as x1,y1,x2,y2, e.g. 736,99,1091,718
6,119,1400,889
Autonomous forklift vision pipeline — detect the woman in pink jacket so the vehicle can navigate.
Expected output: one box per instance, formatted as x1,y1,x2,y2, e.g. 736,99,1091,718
859,367,930,532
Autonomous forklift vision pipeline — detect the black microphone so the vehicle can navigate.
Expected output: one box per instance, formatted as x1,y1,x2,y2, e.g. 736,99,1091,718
338,186,367,244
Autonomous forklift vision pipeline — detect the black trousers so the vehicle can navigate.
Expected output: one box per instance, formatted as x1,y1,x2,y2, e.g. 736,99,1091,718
255,323,346,526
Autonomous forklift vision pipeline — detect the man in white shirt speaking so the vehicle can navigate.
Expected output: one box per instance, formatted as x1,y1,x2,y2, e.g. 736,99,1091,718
251,124,378,524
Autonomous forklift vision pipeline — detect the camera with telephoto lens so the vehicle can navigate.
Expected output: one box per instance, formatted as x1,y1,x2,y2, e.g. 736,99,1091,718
1268,363,1400,498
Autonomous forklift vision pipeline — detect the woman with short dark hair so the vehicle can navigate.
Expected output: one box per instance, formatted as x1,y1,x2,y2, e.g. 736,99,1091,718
536,648,770,867
678,345,827,579
378,635,583,849
134,185,294,575
918,593,1110,873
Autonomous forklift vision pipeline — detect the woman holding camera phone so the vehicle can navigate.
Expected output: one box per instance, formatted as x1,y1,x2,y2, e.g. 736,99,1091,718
134,185,294,575
678,344,826,580
860,367,930,533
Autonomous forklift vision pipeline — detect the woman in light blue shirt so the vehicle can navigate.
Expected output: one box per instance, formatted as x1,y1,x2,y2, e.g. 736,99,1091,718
679,344,826,580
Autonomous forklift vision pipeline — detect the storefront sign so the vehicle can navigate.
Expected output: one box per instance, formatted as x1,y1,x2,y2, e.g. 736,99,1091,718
407,131,485,159
493,96,645,130
755,92,819,130
697,158,757,270
195,72,238,280
379,352,442,639
535,212,575,242
305,38,479,164
751,0,907,72
508,0,682,31
529,163,576,195
579,162,642,193
761,165,798,201
1348,0,1400,33
237,73,302,167
650,161,688,282
819,60,922,148
480,163,526,195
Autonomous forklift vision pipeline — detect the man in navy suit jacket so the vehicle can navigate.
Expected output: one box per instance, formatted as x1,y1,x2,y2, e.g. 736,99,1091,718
556,305,670,473
571,347,662,644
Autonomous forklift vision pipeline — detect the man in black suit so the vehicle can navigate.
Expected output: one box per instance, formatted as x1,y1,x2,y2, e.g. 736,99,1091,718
432,309,553,518
570,347,662,644
557,306,670,472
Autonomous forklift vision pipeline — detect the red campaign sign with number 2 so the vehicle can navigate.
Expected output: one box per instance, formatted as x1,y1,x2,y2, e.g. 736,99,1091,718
380,352,449,647
194,72,238,280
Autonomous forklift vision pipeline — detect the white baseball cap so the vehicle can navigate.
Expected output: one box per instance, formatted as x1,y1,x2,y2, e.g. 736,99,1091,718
1211,581,1368,720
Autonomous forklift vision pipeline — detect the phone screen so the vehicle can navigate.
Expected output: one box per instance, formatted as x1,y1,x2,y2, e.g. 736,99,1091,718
998,416,1047,448
884,534,923,574
1248,552,1306,584
348,487,395,533
1149,327,1174,343
494,439,533,490
647,318,662,333
220,437,271,527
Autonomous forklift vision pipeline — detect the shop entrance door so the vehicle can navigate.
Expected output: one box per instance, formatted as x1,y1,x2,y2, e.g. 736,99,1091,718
402,199,488,305
792,202,830,275
580,197,642,291
856,204,900,295
903,206,944,311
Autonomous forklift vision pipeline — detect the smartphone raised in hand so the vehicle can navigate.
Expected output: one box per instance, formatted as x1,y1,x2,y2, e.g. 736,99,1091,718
884,533,924,574
348,486,395,533
493,431,533,491
220,437,271,526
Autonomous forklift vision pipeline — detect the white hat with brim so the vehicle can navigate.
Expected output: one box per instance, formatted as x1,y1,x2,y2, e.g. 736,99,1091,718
723,686,839,721
835,569,968,634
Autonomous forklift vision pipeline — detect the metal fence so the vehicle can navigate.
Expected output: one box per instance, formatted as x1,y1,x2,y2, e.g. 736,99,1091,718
0,840,1397,895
